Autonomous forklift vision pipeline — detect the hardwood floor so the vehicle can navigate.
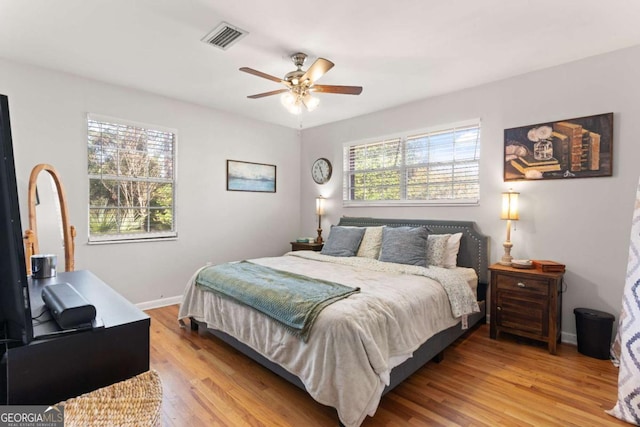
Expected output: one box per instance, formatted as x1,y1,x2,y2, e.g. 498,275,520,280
148,305,626,426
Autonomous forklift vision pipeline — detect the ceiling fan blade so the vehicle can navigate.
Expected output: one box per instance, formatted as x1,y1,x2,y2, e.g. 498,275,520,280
300,58,334,85
247,89,289,99
311,85,363,95
239,67,284,83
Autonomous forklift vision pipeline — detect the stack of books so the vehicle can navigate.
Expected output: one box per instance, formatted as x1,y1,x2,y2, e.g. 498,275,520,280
552,121,601,173
532,260,566,273
510,154,561,175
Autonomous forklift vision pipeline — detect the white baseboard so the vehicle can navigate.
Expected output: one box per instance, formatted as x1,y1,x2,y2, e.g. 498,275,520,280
136,295,182,311
561,332,577,346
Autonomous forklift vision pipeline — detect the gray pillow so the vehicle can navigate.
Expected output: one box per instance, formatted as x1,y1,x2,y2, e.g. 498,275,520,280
379,226,429,266
320,226,366,257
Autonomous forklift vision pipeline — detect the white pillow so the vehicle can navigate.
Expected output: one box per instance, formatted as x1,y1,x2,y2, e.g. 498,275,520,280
427,234,450,267
443,232,463,268
356,226,384,258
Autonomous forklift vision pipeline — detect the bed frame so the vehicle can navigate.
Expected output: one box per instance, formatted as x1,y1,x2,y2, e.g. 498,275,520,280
190,217,489,425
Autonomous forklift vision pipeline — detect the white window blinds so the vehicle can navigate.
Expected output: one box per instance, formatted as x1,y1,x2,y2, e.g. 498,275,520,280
87,114,177,242
343,120,480,205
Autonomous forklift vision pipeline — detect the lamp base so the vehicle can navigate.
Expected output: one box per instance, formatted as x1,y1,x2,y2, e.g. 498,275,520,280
316,227,323,244
500,241,513,266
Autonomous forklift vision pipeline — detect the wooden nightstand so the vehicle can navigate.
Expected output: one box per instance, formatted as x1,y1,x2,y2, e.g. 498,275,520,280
489,263,564,354
290,241,324,252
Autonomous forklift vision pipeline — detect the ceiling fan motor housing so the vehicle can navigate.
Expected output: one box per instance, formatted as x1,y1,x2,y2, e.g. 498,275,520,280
286,53,309,85
285,70,305,85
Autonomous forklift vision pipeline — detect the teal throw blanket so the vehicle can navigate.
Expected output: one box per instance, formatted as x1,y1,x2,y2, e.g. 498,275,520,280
196,261,360,341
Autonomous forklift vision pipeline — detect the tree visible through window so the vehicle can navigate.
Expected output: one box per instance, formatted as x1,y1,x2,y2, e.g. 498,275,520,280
343,120,481,205
87,115,176,242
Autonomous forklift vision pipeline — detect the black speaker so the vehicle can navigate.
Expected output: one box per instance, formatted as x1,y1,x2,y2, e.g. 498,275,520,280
42,283,96,329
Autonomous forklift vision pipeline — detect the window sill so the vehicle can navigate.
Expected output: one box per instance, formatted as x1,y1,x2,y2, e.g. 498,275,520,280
343,199,479,208
88,233,178,245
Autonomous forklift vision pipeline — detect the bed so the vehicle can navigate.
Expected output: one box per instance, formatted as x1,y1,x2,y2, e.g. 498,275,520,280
178,217,489,427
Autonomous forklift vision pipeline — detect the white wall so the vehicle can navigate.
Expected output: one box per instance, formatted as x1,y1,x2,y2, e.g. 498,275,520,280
0,58,300,304
4,43,638,338
300,45,640,339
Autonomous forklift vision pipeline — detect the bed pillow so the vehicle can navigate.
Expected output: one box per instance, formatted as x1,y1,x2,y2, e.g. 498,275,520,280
356,226,384,258
379,226,429,267
427,234,451,267
443,232,463,268
320,226,366,257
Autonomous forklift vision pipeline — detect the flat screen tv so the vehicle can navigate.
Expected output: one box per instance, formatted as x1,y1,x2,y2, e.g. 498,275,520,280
0,94,33,347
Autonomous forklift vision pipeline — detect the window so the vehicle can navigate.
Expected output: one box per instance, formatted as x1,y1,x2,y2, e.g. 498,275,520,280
87,114,176,242
343,119,480,206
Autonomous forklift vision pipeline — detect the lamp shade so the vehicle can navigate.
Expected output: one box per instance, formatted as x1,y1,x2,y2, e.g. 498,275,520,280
287,101,302,115
316,196,325,215
303,93,320,111
280,92,295,107
501,190,519,220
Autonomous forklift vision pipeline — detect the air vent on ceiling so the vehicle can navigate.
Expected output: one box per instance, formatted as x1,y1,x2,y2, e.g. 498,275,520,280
201,22,248,51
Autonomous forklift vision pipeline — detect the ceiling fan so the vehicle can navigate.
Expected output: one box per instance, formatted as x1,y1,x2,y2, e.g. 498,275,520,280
240,52,363,114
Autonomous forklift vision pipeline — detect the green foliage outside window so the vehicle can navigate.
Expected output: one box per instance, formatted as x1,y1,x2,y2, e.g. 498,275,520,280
88,117,176,240
343,123,480,204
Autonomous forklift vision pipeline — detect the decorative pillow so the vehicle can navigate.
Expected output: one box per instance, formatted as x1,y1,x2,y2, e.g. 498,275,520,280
379,226,429,267
356,226,384,258
320,226,366,257
443,232,463,268
427,234,451,267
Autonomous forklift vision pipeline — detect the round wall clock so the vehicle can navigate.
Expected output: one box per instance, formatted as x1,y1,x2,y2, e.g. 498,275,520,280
311,158,332,184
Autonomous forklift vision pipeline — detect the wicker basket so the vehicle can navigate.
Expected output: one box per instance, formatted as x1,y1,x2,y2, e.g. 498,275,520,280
58,370,162,427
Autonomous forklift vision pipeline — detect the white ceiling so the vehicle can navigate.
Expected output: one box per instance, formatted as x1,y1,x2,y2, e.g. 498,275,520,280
1,0,640,129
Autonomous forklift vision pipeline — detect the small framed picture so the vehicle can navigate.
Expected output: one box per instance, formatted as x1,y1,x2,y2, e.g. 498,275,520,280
226,160,276,193
504,112,613,181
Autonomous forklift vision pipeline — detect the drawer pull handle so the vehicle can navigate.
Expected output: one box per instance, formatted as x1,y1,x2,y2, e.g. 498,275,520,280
517,282,526,288
497,306,502,311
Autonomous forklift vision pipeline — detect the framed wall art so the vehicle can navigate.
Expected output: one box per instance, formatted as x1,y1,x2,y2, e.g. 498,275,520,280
226,160,276,193
504,112,613,181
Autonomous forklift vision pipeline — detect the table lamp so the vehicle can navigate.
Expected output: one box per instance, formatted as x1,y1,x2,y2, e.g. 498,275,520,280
316,196,325,244
500,189,519,265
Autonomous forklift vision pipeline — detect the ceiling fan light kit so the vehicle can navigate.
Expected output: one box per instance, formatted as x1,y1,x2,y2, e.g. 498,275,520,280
240,52,362,115
280,86,320,115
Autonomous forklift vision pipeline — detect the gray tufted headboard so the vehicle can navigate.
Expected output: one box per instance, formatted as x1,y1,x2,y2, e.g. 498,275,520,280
336,216,490,297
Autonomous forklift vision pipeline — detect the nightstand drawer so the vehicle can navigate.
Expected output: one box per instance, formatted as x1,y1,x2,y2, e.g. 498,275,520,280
496,274,549,296
290,242,323,252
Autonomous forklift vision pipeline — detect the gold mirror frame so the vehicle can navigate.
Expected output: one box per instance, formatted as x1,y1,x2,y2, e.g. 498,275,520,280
24,164,76,275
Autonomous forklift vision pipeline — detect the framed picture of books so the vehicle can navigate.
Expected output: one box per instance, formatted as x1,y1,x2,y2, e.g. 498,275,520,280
504,112,613,181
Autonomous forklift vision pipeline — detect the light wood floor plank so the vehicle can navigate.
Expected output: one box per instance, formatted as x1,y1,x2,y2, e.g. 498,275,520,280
148,305,626,426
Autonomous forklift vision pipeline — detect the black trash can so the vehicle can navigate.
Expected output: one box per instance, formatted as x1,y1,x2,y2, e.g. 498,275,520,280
574,308,615,360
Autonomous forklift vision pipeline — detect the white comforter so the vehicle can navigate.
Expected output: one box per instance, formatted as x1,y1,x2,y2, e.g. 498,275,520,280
178,252,479,427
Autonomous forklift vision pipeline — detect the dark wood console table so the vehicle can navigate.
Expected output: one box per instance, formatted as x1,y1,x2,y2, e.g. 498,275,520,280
1,270,150,404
